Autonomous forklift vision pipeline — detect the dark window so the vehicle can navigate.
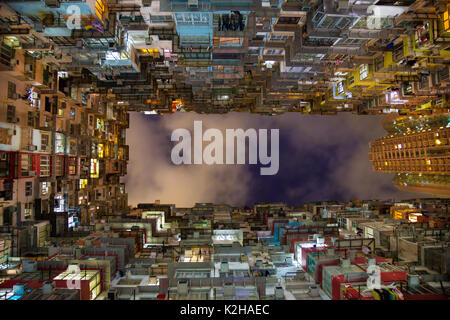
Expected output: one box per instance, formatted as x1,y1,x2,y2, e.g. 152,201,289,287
7,105,15,122
7,81,16,98
45,96,51,112
277,17,300,24
25,181,32,196
28,111,34,127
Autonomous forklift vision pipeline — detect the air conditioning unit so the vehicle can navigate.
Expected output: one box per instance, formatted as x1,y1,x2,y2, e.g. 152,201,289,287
22,260,37,272
188,0,198,8
337,0,349,10
45,0,61,8
108,289,118,300
10,117,20,123
223,282,234,296
275,286,284,300
28,170,37,177
13,283,26,296
42,281,54,295
308,285,320,297
177,280,188,296
35,22,44,32
67,263,80,274
27,145,38,151
220,261,229,273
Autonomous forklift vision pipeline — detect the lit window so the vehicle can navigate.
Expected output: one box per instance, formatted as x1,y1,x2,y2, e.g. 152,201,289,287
90,159,99,178
55,133,65,154
218,37,241,46
41,182,49,196
444,8,450,32
80,179,88,189
24,203,33,219
359,64,368,80
54,195,65,213
98,144,104,158
270,35,287,41
96,118,104,130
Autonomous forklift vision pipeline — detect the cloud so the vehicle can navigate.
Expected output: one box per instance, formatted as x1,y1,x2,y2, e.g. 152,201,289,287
123,112,419,207
123,112,254,207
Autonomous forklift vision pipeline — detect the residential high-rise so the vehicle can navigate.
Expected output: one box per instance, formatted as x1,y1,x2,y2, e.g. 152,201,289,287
369,114,450,196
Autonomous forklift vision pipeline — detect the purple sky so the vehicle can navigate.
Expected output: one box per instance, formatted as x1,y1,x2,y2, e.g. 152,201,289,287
123,112,420,207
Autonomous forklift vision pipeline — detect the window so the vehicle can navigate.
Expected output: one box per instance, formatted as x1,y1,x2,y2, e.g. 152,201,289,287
7,105,15,123
0,128,12,145
337,82,344,94
277,17,300,24
419,75,429,89
218,37,241,46
24,203,33,220
90,159,99,178
444,8,449,32
55,156,64,176
98,144,104,158
96,118,104,130
0,152,11,178
393,45,403,62
54,194,65,213
44,96,51,113
44,115,51,128
69,140,76,155
25,181,32,197
374,56,384,72
68,157,77,175
41,181,49,196
80,178,88,189
265,49,283,55
28,111,34,127
7,81,16,99
20,154,33,177
270,35,287,41
359,64,368,80
41,133,50,151
150,15,172,23
348,76,354,85
40,155,50,177
55,133,65,154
